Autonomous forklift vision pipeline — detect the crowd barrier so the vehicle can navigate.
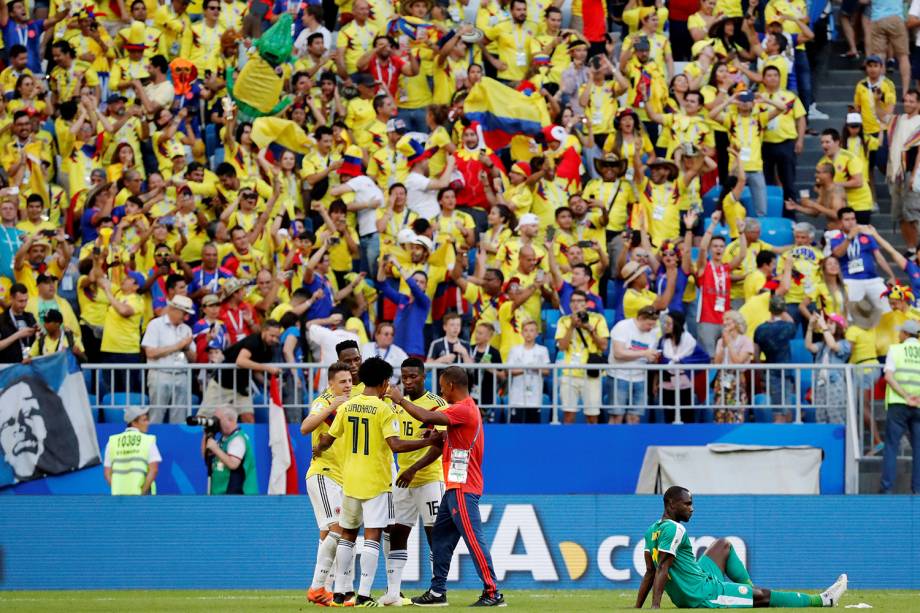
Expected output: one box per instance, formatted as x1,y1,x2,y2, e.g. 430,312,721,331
1,495,917,590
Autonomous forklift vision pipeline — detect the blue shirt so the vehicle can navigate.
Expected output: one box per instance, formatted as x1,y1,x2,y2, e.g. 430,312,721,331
871,0,903,21
830,232,879,280
380,277,431,356
303,275,334,320
657,268,689,314
753,319,797,364
189,266,234,296
2,20,45,74
0,225,22,279
558,281,603,315
906,260,920,308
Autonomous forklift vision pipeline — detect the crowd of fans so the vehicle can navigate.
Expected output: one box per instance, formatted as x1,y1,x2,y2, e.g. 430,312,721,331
0,0,918,431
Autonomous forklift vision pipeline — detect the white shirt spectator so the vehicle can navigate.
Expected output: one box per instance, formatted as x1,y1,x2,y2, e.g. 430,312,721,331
609,318,661,382
361,340,409,384
308,323,359,390
405,172,440,219
142,314,193,367
345,175,385,236
507,343,549,407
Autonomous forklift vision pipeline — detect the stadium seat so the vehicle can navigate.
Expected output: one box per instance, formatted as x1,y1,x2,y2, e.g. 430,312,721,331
702,186,720,217
789,339,813,403
703,218,731,242
603,309,616,331
100,393,149,423
252,392,270,423
760,217,794,247
765,186,785,217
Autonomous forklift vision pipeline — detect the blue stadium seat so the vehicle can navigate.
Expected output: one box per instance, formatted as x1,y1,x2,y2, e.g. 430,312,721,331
703,219,731,242
603,309,616,331
765,186,785,217
702,186,720,217
100,393,149,423
760,217,794,247
542,309,562,341
789,339,813,401
739,186,753,214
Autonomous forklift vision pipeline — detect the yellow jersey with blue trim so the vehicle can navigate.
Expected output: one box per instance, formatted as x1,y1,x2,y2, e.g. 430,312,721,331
395,391,448,486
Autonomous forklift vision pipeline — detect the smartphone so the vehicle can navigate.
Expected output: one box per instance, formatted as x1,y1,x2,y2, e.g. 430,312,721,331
545,226,556,242
329,236,341,246
40,229,56,238
576,240,593,248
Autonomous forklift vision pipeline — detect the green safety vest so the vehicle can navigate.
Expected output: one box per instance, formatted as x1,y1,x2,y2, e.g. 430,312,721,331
210,428,258,495
107,429,157,496
886,339,920,407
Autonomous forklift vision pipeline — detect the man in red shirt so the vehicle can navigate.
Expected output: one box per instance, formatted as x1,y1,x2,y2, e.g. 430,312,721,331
386,366,504,607
358,35,419,99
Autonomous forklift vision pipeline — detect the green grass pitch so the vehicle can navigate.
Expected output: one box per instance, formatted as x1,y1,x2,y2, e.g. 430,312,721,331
1,589,917,611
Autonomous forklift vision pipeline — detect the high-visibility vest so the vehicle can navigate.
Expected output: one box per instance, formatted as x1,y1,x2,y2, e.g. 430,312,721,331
885,338,920,407
106,429,157,496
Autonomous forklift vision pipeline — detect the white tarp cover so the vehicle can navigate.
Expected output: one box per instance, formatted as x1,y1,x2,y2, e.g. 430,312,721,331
635,444,823,494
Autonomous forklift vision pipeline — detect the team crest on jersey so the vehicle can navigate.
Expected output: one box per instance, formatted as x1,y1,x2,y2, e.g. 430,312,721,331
738,586,749,595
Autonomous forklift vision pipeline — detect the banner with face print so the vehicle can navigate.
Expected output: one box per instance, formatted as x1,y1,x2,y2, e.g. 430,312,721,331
0,352,100,487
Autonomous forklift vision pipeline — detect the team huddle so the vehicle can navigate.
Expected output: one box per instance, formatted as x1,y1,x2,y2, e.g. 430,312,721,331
301,340,503,608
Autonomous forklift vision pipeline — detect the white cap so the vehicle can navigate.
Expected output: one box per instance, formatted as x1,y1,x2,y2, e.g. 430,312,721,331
516,213,540,230
846,112,863,125
167,295,196,314
411,235,434,251
396,229,417,245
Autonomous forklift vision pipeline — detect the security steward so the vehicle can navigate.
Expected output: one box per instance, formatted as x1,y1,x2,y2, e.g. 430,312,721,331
104,406,160,495
880,320,920,494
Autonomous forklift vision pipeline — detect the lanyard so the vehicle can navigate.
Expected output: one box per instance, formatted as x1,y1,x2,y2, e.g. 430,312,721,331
513,24,525,52
709,262,727,296
16,24,27,48
375,343,391,360
1,226,20,253
227,308,244,335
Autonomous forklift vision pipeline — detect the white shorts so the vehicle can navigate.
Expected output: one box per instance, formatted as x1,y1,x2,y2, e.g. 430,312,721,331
393,480,445,527
843,277,891,314
306,474,344,530
340,491,395,530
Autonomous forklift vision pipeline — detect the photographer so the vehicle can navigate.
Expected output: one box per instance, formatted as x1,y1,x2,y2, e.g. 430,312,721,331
201,407,258,495
555,290,609,425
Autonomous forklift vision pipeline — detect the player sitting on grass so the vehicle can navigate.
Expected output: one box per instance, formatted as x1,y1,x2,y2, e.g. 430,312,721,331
637,486,848,609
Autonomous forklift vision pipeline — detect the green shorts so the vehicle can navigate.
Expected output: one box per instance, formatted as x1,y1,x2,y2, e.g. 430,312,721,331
696,556,755,609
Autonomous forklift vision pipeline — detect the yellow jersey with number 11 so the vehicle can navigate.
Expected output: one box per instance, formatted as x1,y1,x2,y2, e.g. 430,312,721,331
328,393,399,499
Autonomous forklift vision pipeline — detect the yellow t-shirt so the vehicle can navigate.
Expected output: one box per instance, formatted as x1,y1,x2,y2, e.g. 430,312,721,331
725,238,771,301
497,300,528,361
580,80,620,135
327,393,400,499
723,110,769,172
583,178,634,233
30,332,84,357
817,149,873,212
345,97,376,150
394,391,447,486
77,276,109,327
722,192,746,240
484,20,538,82
777,245,822,304
100,292,145,354
336,20,378,75
846,325,879,364
623,288,656,319
635,176,682,247
740,292,771,339
657,112,714,157
761,90,806,143
743,269,768,300
853,77,896,136
555,311,610,378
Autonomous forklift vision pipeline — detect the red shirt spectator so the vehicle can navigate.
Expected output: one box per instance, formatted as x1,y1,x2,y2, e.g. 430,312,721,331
697,261,731,325
367,54,406,99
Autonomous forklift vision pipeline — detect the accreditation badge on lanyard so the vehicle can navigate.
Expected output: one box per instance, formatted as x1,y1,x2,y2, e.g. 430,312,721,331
447,424,480,484
710,262,727,312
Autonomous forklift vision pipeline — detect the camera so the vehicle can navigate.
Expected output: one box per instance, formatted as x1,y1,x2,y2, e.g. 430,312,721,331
187,415,220,436
576,311,589,324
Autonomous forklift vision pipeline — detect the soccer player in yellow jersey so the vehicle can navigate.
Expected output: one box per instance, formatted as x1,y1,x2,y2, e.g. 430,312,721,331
382,358,448,605
313,358,438,607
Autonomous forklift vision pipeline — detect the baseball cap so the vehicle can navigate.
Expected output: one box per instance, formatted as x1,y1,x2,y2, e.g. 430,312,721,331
124,406,149,424
899,320,920,336
846,112,863,125
411,235,434,251
201,293,220,307
864,55,883,66
737,90,755,103
106,94,127,105
516,213,539,230
351,72,376,88
633,36,651,52
386,118,407,134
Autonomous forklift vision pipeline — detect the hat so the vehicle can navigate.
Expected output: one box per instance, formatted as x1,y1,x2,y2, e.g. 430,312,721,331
351,72,376,88
849,296,881,329
621,261,649,286
593,152,627,176
737,90,755,103
36,273,56,285
532,54,551,66
167,295,196,314
122,21,147,53
396,134,433,167
106,94,127,105
510,161,531,177
30,237,51,249
126,271,146,287
567,39,588,52
399,0,433,16
220,277,249,301
542,124,567,144
708,15,740,39
124,406,149,424
638,6,656,22
691,39,714,58
397,228,417,245
460,27,484,44
167,142,186,159
411,234,434,251
827,313,848,331
515,213,539,230
386,117,407,134
768,294,786,315
899,320,920,336
613,107,639,130
647,158,679,181
339,144,364,177
864,54,883,66
201,293,220,307
633,36,651,52
846,112,863,125
882,283,916,304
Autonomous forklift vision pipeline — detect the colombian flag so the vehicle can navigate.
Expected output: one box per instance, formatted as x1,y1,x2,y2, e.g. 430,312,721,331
250,117,316,155
463,77,550,151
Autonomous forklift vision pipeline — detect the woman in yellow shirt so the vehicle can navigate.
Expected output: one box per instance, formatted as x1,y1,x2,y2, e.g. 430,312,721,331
718,162,747,239
98,270,147,392
800,255,848,322
688,0,719,41
481,204,514,267
843,113,879,197
106,141,146,183
603,108,655,182
9,74,50,117
257,148,305,220
702,61,739,184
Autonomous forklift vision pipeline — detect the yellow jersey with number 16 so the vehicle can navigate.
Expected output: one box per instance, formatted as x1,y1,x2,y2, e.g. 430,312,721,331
328,393,399,499
395,392,448,486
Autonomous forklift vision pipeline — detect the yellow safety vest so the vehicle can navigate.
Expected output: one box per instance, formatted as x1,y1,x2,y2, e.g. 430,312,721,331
885,339,920,407
107,429,157,496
